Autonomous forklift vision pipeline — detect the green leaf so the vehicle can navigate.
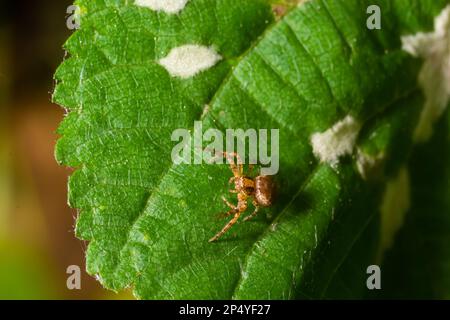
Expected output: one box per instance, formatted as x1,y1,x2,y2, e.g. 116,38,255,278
54,0,450,299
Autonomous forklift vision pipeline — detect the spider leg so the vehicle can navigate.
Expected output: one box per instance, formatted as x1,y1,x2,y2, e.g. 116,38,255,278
215,197,237,219
197,147,215,164
223,151,243,165
222,151,244,177
228,159,241,178
243,200,260,222
228,177,238,193
248,163,257,176
209,210,242,242
217,207,238,219
222,196,236,209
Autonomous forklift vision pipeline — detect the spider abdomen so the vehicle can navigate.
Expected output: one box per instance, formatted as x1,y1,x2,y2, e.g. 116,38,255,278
255,175,274,207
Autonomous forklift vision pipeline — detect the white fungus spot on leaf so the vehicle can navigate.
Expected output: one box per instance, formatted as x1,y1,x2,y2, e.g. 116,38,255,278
401,5,450,143
379,167,410,257
310,115,361,166
135,0,189,14
356,148,384,180
159,45,222,79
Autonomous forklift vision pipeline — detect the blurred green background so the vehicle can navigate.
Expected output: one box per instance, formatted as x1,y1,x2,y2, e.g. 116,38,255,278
0,1,132,299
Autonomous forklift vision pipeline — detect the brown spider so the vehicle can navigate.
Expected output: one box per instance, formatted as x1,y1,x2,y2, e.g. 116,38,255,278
209,152,275,242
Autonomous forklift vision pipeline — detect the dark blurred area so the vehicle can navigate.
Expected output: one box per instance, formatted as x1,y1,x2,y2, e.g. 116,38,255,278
0,1,131,299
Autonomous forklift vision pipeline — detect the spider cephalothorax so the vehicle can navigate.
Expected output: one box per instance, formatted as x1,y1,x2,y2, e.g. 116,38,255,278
209,152,275,242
